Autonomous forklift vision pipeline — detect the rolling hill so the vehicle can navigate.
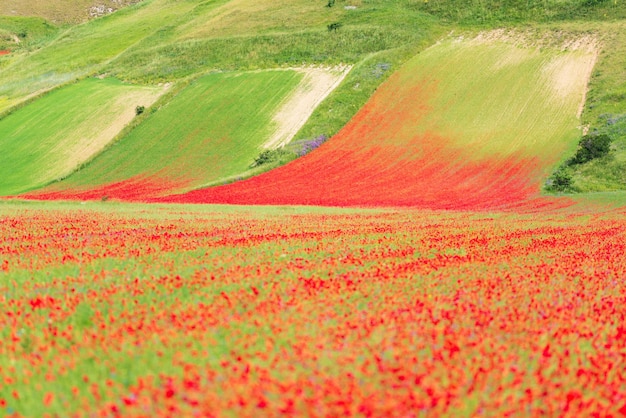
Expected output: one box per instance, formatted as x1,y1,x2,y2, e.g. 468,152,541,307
152,32,597,209
1,0,626,204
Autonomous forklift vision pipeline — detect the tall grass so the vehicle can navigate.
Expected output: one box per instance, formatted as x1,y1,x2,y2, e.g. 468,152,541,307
417,0,626,25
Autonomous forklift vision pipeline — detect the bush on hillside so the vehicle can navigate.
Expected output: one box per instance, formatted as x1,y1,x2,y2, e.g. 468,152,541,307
327,22,343,32
545,166,573,192
249,148,296,168
568,133,612,165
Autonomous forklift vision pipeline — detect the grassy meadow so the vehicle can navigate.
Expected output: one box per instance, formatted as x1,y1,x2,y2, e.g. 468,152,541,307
0,78,164,196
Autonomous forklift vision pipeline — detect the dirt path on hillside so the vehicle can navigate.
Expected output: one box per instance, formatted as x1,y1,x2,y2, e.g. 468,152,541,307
264,65,352,149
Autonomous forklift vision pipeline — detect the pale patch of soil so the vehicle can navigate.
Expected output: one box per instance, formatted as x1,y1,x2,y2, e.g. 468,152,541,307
543,50,598,118
263,65,351,149
466,29,599,119
467,28,600,54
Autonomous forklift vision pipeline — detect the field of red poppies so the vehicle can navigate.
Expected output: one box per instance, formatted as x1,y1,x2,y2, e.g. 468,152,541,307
1,201,626,416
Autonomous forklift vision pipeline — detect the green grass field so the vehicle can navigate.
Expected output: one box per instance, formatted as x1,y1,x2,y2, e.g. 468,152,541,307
0,78,164,196
35,70,302,195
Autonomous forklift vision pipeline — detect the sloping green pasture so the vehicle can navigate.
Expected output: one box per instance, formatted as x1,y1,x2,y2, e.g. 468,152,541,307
34,70,301,196
0,78,164,196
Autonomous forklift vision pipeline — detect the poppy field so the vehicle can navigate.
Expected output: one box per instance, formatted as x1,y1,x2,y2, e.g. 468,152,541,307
1,201,626,416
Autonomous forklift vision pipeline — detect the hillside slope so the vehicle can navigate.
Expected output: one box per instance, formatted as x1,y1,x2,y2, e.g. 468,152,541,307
148,33,596,209
4,1,626,202
21,70,311,200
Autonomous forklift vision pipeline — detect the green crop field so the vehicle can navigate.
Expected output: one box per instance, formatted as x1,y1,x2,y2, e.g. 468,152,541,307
32,70,302,197
0,78,164,196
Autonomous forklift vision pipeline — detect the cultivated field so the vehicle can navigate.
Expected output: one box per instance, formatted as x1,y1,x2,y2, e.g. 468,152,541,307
23,70,316,199
3,0,626,416
155,33,596,209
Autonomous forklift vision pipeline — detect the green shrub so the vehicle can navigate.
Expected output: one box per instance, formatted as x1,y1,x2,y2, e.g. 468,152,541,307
327,22,343,32
250,148,296,168
546,166,573,192
569,133,612,165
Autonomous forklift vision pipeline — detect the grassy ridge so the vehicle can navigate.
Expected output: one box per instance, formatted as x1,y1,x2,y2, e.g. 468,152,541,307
0,78,164,196
34,70,302,196
105,1,437,83
417,0,626,25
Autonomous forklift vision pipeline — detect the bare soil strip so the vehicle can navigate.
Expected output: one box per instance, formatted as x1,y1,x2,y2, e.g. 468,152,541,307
264,65,352,149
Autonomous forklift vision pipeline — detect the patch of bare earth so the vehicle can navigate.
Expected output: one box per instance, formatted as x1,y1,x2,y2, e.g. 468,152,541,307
467,28,599,120
264,65,351,149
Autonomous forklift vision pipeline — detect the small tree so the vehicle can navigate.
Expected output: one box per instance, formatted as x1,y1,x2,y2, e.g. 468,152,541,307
569,133,612,165
327,22,343,32
546,167,573,192
135,105,145,116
